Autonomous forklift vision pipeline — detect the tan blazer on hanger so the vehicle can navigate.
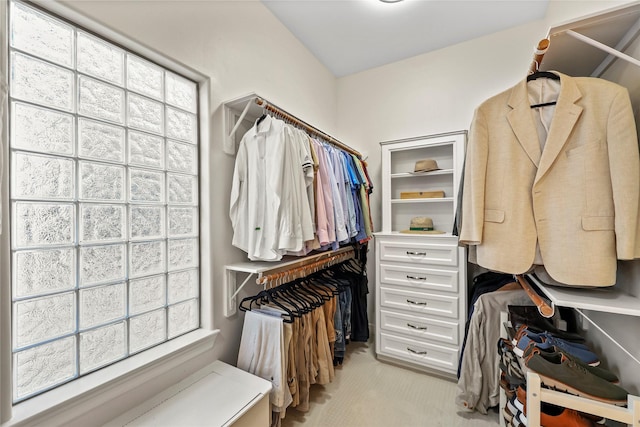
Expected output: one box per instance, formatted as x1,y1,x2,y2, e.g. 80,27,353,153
460,72,640,287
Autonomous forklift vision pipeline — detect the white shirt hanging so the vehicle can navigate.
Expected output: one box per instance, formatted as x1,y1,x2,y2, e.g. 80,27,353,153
230,115,287,261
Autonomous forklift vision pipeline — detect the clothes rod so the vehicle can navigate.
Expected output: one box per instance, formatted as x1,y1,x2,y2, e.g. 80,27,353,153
256,246,355,286
255,97,363,158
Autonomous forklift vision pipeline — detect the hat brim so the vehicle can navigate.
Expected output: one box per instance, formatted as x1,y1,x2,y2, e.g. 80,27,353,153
414,168,441,173
399,229,446,235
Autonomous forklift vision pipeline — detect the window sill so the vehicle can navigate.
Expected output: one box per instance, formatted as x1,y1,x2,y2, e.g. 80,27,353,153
4,328,220,427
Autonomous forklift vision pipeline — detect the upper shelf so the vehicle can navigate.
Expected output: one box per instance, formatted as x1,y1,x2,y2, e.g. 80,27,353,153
528,275,640,317
541,2,640,77
391,197,454,204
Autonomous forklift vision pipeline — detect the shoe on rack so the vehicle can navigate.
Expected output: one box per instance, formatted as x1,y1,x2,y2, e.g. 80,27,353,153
540,404,597,427
524,347,629,405
506,396,527,426
507,387,525,415
501,372,518,400
522,342,619,383
500,359,525,386
498,338,526,385
513,325,591,350
514,327,600,366
503,405,515,424
517,385,598,427
513,325,590,350
499,337,519,364
516,408,528,426
508,305,585,342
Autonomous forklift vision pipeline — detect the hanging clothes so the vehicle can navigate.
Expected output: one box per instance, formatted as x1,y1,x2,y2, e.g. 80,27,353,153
237,255,368,423
230,114,374,261
455,290,531,414
230,115,289,261
459,72,640,286
237,310,290,413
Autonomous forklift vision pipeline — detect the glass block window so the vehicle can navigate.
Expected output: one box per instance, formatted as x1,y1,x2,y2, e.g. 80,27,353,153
8,0,200,402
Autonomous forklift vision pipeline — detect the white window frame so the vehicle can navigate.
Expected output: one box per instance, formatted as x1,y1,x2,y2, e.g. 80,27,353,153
0,1,217,425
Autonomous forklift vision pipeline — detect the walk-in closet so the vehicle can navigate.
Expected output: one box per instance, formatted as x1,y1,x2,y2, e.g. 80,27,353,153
1,1,640,427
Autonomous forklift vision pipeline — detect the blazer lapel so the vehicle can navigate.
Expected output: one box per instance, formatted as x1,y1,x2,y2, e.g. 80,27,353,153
507,80,542,167
535,74,583,184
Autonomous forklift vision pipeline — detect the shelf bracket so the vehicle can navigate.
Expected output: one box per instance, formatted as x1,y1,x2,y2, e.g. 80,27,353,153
575,308,640,369
591,16,640,77
223,94,257,155
223,269,256,318
563,29,640,70
228,99,253,142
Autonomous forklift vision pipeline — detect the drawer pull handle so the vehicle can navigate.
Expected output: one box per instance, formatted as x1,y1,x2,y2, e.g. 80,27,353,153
407,347,427,355
407,323,428,330
406,251,427,256
406,275,427,281
406,299,427,306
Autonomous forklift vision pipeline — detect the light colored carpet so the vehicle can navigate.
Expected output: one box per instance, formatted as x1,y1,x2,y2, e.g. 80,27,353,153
281,341,499,427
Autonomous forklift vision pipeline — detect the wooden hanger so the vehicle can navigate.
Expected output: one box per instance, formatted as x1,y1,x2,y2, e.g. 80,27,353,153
528,38,550,75
515,275,554,318
527,38,560,109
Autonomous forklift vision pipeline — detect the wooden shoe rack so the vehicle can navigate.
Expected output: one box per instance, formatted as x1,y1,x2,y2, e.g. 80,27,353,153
499,314,640,427
525,371,640,427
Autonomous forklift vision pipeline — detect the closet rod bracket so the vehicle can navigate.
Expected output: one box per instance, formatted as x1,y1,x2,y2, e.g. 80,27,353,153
224,269,256,317
223,246,356,318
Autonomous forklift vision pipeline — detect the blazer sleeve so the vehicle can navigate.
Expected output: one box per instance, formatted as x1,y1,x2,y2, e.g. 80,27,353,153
459,107,489,246
607,87,640,259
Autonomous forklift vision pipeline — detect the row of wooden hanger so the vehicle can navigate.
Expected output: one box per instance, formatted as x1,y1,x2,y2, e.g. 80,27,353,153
257,248,356,289
240,256,363,323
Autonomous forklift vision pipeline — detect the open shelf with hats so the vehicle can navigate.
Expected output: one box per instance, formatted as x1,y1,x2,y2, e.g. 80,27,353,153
374,130,467,377
380,131,465,235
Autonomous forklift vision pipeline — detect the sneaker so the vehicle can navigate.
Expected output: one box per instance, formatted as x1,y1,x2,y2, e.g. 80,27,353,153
498,338,526,385
505,396,524,417
524,347,628,405
503,404,515,423
517,385,599,427
501,372,518,400
508,305,585,342
514,328,600,366
541,404,597,427
513,325,590,350
522,342,619,383
516,408,528,426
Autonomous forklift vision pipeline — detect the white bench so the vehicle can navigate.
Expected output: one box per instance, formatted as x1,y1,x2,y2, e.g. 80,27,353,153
104,361,272,427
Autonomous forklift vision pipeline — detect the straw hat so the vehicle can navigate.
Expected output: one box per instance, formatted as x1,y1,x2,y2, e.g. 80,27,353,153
414,159,440,173
400,217,445,234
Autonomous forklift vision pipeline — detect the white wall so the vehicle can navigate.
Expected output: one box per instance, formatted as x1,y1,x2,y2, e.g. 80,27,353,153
335,0,640,396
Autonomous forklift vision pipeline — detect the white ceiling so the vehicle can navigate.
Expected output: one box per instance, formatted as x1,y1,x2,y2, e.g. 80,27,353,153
261,0,550,77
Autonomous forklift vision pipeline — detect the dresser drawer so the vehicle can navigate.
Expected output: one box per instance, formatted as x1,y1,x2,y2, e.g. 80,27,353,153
379,263,458,293
379,286,458,319
380,309,459,346
378,240,457,266
379,332,458,373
